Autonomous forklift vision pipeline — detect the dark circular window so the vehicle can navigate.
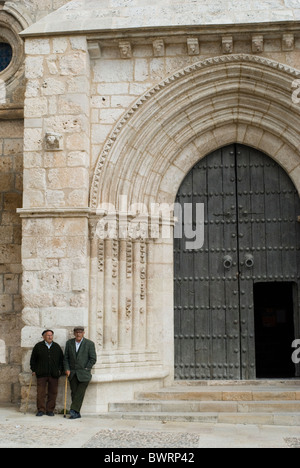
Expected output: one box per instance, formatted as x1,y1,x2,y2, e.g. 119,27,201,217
0,42,12,72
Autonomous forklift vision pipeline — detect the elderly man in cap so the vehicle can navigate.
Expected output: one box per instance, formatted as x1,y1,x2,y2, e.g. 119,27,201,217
64,327,97,419
30,330,64,417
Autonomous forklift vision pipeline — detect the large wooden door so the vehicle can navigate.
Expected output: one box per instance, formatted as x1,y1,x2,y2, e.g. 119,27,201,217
174,144,300,380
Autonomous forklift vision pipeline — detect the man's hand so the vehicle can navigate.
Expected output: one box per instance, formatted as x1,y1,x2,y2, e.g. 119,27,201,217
65,370,71,377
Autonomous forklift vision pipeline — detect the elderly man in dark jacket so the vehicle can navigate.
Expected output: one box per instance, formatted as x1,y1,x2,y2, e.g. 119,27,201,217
30,330,64,417
64,327,97,419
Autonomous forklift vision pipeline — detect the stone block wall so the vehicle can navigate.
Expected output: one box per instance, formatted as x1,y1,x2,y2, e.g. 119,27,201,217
23,36,90,209
0,1,77,404
19,36,91,401
0,119,23,403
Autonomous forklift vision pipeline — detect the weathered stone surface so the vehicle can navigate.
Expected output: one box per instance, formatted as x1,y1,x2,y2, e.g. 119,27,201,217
1,0,300,414
21,0,300,36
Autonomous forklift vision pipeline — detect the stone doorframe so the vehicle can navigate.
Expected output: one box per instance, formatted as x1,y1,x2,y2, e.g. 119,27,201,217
88,54,300,395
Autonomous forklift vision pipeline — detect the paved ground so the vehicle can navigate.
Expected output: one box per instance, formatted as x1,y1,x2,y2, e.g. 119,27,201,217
0,405,300,448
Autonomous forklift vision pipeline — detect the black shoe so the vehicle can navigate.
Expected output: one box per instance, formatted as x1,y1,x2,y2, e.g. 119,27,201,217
36,411,45,417
69,409,81,420
46,411,55,416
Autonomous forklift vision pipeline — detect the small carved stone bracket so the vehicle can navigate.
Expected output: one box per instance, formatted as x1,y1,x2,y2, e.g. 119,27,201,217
282,33,294,51
88,41,101,59
187,38,199,56
222,36,233,54
119,40,132,59
252,35,264,53
153,39,165,57
45,132,63,151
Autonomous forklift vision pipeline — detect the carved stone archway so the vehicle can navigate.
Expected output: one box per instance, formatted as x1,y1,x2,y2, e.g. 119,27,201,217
91,54,300,211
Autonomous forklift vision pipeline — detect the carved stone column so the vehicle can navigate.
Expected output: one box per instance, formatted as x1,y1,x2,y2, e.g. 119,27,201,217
118,238,127,349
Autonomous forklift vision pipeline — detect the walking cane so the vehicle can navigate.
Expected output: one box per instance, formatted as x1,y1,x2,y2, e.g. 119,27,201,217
63,375,68,418
24,374,33,415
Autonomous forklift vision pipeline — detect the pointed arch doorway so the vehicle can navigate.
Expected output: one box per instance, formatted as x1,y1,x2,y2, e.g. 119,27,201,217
174,144,300,380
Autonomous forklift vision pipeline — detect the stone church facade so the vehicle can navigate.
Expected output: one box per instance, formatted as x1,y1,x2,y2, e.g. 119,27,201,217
0,0,300,412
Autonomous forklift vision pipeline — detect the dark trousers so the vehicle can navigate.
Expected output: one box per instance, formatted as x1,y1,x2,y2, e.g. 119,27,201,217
36,376,59,413
69,375,89,413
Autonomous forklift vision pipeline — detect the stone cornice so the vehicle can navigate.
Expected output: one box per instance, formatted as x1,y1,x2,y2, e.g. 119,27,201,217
17,208,92,218
21,18,300,40
86,21,300,42
0,104,23,120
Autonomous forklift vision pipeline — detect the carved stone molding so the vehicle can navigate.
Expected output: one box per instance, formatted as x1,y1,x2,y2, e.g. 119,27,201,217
0,9,25,100
0,102,23,119
91,234,150,352
92,26,297,64
17,207,92,218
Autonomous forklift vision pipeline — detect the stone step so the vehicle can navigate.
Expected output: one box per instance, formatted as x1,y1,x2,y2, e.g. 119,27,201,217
103,381,300,427
135,388,300,402
172,379,300,387
109,400,300,414
98,411,300,426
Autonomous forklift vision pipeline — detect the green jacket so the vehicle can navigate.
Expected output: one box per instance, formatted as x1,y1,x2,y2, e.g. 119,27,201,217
30,341,64,379
63,338,97,383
